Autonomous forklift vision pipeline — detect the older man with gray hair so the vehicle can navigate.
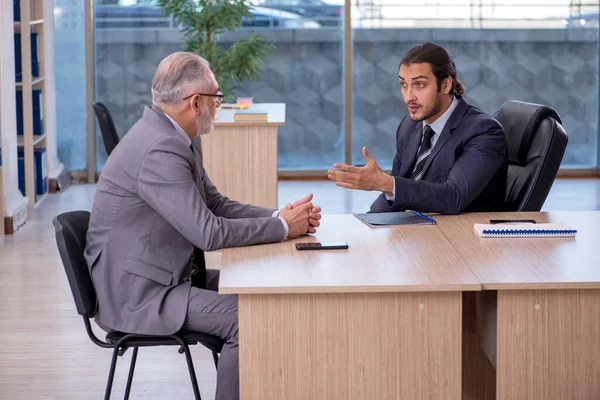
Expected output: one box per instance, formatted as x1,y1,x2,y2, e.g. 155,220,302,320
84,51,321,400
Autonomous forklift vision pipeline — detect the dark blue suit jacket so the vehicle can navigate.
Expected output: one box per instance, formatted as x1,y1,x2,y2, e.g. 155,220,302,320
370,96,508,215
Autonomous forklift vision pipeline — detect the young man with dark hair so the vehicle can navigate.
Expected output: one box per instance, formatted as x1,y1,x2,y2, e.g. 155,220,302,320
328,42,508,214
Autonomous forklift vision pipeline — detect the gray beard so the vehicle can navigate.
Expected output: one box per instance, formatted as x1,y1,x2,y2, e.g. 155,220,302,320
195,116,213,136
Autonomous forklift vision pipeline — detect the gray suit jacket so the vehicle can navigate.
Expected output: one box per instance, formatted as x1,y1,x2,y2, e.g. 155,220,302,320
84,105,285,335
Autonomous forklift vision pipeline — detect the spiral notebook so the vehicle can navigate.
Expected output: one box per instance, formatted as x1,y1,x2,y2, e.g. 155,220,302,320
474,223,577,238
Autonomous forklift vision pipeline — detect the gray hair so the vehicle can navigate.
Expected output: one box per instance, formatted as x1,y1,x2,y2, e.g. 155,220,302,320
151,51,211,104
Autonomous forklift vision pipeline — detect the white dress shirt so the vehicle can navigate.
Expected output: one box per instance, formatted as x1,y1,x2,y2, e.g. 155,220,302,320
386,96,459,201
162,110,289,239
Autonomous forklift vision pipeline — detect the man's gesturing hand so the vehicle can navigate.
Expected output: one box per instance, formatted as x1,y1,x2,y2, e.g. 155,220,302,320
328,147,394,194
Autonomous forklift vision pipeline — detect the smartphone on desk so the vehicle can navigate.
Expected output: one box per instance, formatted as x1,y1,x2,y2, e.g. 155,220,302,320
295,242,349,251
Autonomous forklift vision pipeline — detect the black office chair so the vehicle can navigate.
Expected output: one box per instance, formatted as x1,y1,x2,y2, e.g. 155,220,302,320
93,102,120,156
53,211,223,400
494,100,568,212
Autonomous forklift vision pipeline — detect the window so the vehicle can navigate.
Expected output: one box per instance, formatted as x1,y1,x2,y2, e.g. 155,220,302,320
85,0,600,172
353,1,599,169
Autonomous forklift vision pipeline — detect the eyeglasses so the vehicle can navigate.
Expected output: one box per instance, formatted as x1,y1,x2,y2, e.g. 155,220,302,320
183,91,224,101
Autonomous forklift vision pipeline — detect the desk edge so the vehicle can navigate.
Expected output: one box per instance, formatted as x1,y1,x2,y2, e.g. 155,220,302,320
219,282,482,295
482,282,600,290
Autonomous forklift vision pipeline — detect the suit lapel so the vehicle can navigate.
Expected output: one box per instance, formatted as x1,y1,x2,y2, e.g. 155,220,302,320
420,97,469,177
401,123,424,177
190,137,206,201
146,105,208,201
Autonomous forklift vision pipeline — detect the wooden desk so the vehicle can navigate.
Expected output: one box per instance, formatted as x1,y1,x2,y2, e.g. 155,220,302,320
220,214,480,400
201,103,284,209
437,211,600,400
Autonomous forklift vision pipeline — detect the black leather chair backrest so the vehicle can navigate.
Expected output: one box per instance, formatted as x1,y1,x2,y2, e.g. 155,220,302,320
93,102,120,156
494,100,568,212
53,211,96,318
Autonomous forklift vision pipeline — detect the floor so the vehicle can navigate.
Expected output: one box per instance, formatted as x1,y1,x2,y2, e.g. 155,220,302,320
0,179,598,399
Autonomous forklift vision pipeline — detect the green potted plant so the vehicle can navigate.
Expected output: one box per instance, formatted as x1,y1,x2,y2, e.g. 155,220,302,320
151,0,275,102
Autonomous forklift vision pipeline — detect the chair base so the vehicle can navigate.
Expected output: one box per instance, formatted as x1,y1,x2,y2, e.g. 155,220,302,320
104,336,205,400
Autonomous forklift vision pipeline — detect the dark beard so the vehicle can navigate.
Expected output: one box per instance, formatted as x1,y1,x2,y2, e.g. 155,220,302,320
417,92,443,122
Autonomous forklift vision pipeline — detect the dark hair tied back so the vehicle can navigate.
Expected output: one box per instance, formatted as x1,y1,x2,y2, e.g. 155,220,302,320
400,42,464,96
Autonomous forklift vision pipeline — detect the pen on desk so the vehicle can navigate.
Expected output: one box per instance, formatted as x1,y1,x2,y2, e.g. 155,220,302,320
411,210,436,224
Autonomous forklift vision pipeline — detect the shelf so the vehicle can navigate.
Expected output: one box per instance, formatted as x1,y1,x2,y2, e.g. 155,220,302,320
15,77,45,87
11,2,51,215
34,192,48,208
0,165,3,236
17,134,46,147
13,19,44,28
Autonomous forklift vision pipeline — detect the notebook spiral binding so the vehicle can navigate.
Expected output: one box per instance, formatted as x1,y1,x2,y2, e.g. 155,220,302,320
481,229,577,235
479,229,577,238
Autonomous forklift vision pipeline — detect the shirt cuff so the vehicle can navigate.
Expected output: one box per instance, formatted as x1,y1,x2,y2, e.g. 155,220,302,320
384,180,396,202
272,210,289,240
277,217,289,240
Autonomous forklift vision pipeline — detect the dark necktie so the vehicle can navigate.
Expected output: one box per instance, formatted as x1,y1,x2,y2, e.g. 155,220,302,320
190,247,207,289
188,143,205,288
411,125,435,181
